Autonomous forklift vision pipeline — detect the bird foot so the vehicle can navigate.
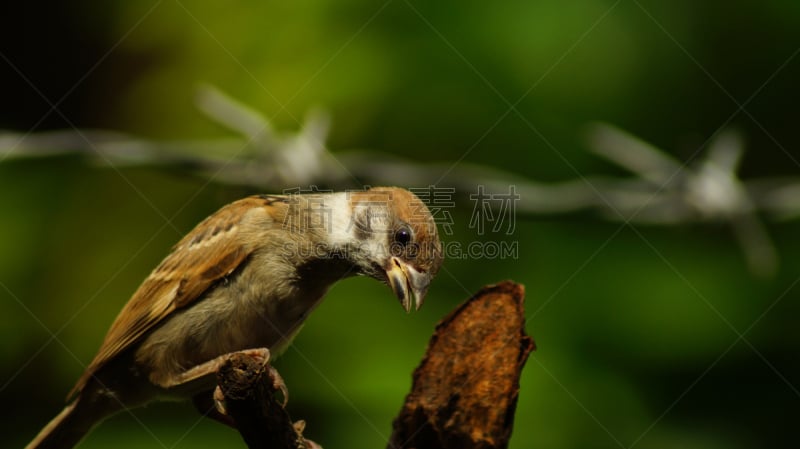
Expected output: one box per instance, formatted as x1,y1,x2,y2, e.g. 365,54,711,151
211,348,288,415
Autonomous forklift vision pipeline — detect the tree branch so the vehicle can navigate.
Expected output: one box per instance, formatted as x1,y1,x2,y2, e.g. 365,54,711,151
215,353,314,449
389,281,535,449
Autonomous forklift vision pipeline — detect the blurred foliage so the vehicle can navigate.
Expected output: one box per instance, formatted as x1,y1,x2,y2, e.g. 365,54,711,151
2,1,800,448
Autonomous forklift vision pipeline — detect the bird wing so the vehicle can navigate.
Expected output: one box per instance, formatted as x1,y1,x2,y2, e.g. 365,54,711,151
69,195,288,399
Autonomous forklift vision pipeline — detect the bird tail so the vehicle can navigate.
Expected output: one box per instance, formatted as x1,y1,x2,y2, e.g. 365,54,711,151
25,400,94,449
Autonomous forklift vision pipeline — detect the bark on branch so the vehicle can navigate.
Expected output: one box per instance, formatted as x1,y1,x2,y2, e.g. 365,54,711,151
389,281,535,449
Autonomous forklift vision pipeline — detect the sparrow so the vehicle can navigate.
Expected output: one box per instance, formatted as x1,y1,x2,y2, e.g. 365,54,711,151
26,186,443,449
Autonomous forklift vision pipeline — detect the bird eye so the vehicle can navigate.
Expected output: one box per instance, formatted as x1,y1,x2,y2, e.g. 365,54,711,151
394,227,412,246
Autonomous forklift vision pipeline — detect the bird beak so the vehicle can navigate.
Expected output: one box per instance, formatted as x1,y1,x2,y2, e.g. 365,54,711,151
385,257,431,313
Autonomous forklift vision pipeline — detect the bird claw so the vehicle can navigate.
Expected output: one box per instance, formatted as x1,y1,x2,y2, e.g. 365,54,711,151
267,364,289,407
235,347,271,366
213,385,227,415
232,348,288,406
212,348,280,415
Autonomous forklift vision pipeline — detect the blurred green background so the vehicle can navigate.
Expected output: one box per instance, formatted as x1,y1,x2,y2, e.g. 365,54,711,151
3,1,800,448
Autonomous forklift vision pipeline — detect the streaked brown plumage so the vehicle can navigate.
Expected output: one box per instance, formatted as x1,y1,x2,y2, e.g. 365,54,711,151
27,187,442,449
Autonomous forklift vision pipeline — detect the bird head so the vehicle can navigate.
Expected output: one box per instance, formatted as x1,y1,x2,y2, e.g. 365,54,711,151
346,187,443,312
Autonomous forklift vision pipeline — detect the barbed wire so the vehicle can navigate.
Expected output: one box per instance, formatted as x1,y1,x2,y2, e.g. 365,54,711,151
3,85,799,277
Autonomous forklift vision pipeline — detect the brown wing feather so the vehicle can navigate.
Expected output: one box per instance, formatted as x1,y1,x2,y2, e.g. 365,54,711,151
69,195,286,398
